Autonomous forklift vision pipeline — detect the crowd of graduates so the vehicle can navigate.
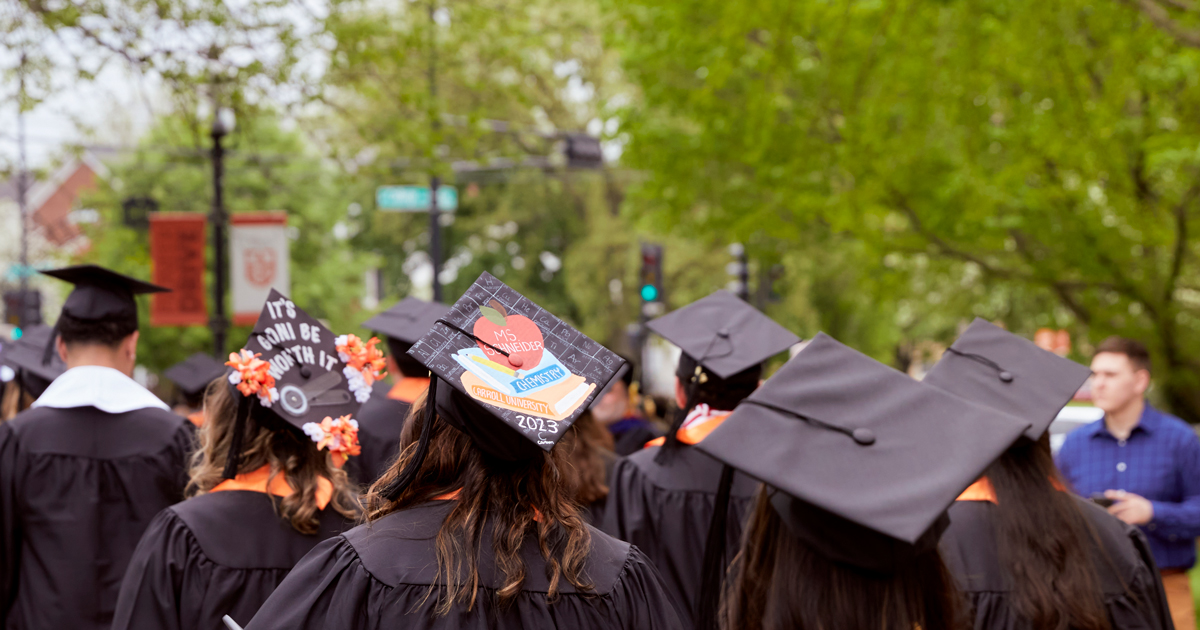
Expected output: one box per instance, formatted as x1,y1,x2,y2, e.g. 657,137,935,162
0,263,1189,630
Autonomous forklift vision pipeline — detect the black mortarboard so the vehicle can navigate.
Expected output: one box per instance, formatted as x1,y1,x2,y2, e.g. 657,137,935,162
3,325,66,397
647,290,799,379
647,290,799,463
222,289,371,478
696,332,1028,575
922,318,1092,440
362,297,451,344
41,264,169,321
388,272,625,499
164,353,228,398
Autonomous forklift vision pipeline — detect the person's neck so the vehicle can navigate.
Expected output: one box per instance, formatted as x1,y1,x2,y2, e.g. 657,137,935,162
1104,397,1145,440
65,348,133,377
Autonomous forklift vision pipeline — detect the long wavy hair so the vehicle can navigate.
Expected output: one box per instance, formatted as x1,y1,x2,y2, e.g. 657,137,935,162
364,393,593,615
986,434,1110,630
566,411,614,507
721,487,965,630
189,381,361,535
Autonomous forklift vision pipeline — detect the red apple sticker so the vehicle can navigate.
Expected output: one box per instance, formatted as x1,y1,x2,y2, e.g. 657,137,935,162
473,300,545,371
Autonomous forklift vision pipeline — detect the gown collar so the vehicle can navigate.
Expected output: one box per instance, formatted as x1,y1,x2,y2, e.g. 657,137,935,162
32,365,170,414
211,464,333,510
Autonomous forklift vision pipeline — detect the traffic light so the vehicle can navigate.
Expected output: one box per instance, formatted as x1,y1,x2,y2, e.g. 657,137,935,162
639,243,664,318
3,289,43,330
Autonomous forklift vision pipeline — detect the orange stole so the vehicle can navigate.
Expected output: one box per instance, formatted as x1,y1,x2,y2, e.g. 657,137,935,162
389,377,430,404
211,465,333,510
955,476,1068,504
644,413,730,449
186,411,205,427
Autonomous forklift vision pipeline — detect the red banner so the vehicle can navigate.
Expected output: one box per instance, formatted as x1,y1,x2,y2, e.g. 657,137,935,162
149,213,208,326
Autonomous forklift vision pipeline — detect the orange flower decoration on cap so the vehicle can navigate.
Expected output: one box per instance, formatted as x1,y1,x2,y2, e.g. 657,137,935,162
335,334,388,403
225,349,279,406
302,414,361,468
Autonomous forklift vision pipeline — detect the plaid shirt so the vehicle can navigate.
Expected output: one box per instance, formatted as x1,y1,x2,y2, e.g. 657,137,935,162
1056,403,1200,569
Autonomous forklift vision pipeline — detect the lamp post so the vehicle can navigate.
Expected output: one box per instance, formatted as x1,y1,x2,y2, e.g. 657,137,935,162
210,107,235,359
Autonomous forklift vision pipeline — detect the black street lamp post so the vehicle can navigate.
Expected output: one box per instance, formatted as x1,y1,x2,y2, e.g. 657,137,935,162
210,107,235,359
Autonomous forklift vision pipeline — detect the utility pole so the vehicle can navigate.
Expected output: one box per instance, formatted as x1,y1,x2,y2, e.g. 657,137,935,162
16,52,30,329
428,1,443,302
210,107,235,358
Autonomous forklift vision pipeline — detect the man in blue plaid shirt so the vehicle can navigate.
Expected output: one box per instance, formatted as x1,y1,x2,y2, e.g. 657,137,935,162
1058,337,1200,630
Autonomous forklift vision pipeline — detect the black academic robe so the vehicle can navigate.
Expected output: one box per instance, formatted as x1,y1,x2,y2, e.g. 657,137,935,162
0,405,194,630
600,444,758,627
244,501,684,629
940,497,1174,630
610,421,661,457
344,381,414,487
112,490,354,630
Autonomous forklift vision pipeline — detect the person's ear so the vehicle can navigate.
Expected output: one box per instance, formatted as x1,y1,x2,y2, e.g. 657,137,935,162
1134,368,1151,395
674,377,686,409
56,336,69,362
123,331,140,363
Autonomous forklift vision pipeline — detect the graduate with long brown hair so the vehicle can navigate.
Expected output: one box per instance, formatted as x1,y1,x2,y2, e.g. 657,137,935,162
693,333,1027,630
111,291,367,630
245,273,682,629
925,319,1173,630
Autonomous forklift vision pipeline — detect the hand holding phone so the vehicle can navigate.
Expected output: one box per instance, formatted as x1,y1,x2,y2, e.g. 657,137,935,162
1090,493,1115,508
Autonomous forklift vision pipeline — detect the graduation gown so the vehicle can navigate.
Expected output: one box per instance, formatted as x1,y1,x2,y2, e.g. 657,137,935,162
111,490,354,630
243,501,684,629
0,405,194,630
599,443,758,627
940,496,1174,630
344,380,420,487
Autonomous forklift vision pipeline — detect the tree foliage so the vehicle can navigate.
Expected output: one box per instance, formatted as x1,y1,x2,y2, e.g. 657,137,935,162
606,0,1200,420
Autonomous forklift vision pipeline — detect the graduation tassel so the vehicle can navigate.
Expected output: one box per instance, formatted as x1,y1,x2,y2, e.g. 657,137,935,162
222,394,253,479
40,322,60,366
695,464,735,630
384,376,439,501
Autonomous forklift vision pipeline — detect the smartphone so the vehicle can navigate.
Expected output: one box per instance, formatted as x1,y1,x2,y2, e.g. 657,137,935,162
1090,493,1115,508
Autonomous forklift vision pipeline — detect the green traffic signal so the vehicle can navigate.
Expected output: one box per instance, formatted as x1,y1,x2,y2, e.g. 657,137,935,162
641,284,659,301
11,327,22,340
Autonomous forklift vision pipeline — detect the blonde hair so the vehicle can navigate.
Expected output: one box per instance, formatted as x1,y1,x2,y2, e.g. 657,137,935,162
190,381,361,534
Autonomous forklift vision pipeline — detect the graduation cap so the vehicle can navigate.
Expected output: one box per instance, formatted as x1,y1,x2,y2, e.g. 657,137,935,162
646,290,799,462
42,265,169,321
362,297,451,345
164,353,228,401
387,272,626,499
3,325,67,398
690,333,1029,628
922,318,1093,440
222,289,376,478
38,265,169,365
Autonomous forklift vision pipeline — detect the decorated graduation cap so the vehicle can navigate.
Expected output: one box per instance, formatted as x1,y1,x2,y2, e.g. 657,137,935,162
387,272,626,499
922,318,1092,440
38,265,170,365
164,353,228,403
221,289,385,478
691,333,1029,629
362,297,451,345
646,290,799,462
3,325,67,398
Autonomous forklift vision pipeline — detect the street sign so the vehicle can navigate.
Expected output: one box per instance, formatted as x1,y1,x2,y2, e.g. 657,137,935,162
376,186,458,212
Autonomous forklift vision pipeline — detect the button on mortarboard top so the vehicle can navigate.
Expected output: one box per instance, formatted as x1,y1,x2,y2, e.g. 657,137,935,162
646,290,799,379
923,318,1092,440
406,272,626,458
693,332,1029,572
362,296,452,345
163,353,228,397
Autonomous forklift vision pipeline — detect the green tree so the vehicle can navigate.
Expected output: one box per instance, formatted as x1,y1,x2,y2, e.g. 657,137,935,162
606,0,1200,420
77,110,371,373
